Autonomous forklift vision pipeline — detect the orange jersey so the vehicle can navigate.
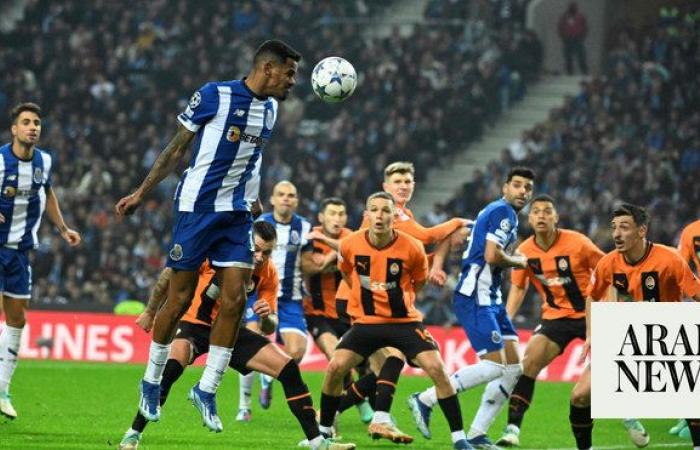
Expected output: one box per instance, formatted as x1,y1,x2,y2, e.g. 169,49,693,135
589,242,700,302
338,230,428,324
303,226,352,318
512,229,604,319
360,205,464,246
678,219,700,274
181,259,279,326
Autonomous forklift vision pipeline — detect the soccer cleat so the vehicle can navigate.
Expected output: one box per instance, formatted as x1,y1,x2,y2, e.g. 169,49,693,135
235,408,252,423
678,424,691,440
407,392,432,439
669,419,687,435
259,384,273,409
368,421,414,444
495,424,520,447
138,379,161,422
623,419,650,448
467,434,502,450
357,399,374,424
317,439,357,450
118,429,142,450
0,392,17,419
188,383,223,433
454,439,476,450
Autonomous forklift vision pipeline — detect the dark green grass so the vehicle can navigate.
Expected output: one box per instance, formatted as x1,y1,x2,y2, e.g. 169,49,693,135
0,361,690,449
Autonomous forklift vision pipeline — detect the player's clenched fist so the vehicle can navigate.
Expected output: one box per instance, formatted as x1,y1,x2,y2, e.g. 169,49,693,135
115,191,143,216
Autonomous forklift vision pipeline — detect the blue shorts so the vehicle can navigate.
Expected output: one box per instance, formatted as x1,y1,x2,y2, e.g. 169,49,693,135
276,299,307,342
166,211,253,271
0,247,31,299
453,292,518,356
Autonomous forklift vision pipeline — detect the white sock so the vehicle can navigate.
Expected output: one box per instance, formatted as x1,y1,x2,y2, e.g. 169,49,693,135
319,425,334,436
0,325,23,394
127,427,140,436
199,345,233,393
260,372,273,389
468,363,522,438
239,372,254,409
372,411,392,424
143,341,170,384
418,360,505,408
451,430,467,443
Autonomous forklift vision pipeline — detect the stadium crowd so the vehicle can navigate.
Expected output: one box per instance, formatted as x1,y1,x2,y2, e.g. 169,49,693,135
424,12,700,324
1,0,538,313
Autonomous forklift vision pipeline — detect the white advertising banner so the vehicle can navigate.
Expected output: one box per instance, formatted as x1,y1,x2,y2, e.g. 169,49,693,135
591,302,700,418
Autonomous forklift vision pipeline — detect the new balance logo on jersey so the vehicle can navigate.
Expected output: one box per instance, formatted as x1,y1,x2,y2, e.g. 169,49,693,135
233,109,246,117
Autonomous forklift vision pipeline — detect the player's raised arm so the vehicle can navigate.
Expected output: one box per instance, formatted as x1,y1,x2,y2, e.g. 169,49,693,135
115,124,194,216
45,186,81,246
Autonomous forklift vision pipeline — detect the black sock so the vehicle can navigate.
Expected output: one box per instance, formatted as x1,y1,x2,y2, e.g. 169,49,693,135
131,359,185,433
687,418,700,446
277,360,319,441
438,394,464,432
374,356,404,413
508,374,535,428
320,393,341,430
338,372,377,413
569,404,593,449
342,372,354,389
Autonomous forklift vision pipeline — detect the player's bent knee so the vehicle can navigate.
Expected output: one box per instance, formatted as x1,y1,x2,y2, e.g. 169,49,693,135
570,385,591,407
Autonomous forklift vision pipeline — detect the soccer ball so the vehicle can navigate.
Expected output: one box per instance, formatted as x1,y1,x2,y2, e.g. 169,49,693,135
311,57,357,103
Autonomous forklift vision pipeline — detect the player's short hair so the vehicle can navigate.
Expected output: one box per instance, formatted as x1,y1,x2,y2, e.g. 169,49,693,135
506,166,536,183
253,40,301,66
10,102,41,124
254,221,277,242
319,197,346,213
384,161,415,180
612,203,649,227
367,191,395,207
530,194,556,206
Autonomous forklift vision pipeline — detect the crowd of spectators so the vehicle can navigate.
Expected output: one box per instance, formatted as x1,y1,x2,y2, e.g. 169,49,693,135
0,0,538,311
423,11,700,325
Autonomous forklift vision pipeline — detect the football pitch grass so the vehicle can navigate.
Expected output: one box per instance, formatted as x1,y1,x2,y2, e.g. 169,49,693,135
0,361,691,449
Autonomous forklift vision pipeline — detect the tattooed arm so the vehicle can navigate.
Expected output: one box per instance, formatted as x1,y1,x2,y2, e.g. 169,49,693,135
115,125,195,216
135,267,173,332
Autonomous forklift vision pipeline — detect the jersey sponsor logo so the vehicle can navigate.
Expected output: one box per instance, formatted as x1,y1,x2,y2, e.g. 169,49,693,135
189,91,202,109
2,186,37,198
226,125,268,146
500,218,512,232
33,167,43,184
169,244,184,261
3,186,16,198
389,262,400,275
359,275,398,292
534,274,573,287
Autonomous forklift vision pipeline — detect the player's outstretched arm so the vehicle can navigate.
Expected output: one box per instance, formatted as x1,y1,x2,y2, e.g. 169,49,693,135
136,267,173,332
428,237,451,286
484,240,527,269
45,187,81,246
115,124,194,216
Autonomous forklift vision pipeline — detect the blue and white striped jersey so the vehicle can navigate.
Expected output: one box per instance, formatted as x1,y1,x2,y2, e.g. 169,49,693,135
257,212,312,302
175,79,278,213
0,144,53,251
456,198,519,306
